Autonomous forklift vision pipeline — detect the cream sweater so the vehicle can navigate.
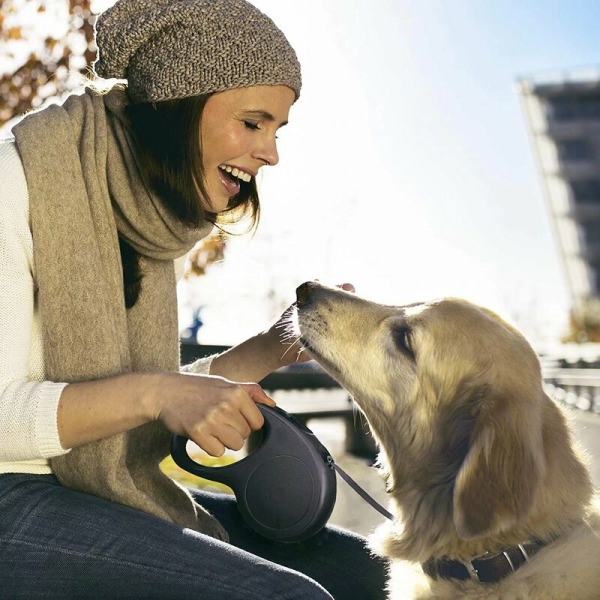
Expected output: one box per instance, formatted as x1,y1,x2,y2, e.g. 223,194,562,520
0,140,207,475
0,140,68,474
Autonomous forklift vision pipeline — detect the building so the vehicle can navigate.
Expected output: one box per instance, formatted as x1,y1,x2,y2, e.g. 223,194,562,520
518,67,600,316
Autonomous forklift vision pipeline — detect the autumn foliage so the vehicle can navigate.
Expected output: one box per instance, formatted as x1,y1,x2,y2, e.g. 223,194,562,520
563,298,600,343
0,0,97,128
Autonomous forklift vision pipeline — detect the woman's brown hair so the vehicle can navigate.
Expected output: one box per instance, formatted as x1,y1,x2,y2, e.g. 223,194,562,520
121,93,261,307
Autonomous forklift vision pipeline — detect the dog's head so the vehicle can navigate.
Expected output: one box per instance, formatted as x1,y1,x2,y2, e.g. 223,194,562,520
295,281,591,552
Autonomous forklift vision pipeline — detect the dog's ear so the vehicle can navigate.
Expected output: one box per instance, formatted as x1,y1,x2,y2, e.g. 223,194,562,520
453,386,546,540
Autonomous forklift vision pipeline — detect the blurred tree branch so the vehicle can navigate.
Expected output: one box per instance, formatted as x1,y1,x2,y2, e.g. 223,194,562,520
0,0,96,128
184,236,227,278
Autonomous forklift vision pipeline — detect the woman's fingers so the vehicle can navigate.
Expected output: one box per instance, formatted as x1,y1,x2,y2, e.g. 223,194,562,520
194,408,259,457
163,377,276,457
196,425,246,457
215,425,247,452
196,434,226,457
240,382,276,407
191,415,249,457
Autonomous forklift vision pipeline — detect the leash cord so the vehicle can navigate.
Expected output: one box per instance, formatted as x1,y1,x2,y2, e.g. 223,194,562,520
329,458,394,521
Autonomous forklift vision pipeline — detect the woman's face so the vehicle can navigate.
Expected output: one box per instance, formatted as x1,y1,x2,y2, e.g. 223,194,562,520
200,85,296,212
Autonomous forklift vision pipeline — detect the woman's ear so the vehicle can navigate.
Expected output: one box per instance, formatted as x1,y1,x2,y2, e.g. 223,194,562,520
453,388,546,540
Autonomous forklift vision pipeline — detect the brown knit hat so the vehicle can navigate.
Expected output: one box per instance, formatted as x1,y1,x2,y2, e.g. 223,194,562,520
94,0,302,103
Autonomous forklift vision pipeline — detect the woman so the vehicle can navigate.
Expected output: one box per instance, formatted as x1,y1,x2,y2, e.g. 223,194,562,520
0,0,387,598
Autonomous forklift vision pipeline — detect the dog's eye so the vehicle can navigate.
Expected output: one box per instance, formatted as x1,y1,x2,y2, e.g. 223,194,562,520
393,326,415,360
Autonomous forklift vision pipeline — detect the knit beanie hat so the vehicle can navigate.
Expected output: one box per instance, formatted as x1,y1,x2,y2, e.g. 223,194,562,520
93,0,302,104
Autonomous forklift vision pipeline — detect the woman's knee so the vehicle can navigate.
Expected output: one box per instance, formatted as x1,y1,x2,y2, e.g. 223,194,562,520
272,570,334,600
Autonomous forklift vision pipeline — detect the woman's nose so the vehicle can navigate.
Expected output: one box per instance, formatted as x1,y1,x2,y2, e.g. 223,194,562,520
253,135,279,167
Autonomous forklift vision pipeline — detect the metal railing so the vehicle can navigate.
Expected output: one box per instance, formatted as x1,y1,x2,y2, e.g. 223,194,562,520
543,368,600,413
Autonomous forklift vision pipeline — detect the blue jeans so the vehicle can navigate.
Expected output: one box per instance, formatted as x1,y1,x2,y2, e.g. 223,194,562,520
0,474,388,599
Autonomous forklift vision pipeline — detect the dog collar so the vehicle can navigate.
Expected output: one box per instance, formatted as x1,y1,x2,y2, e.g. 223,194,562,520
422,538,553,584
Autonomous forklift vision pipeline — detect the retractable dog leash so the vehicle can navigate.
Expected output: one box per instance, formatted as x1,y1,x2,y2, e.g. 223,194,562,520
170,404,393,543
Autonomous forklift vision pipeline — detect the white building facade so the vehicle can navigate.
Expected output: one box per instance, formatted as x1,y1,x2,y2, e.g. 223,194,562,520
519,68,600,313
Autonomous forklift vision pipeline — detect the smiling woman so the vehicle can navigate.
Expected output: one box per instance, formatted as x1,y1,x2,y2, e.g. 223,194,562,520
0,0,387,598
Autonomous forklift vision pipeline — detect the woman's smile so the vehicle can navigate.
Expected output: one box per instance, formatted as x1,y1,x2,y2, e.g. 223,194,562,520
217,164,254,197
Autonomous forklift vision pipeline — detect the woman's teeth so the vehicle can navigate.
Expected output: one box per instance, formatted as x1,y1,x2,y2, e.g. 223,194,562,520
219,165,252,183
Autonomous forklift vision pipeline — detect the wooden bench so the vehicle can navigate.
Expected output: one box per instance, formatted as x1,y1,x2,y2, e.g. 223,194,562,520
180,343,377,458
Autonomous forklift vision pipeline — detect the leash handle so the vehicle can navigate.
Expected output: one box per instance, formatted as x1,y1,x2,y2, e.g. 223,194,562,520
330,460,394,521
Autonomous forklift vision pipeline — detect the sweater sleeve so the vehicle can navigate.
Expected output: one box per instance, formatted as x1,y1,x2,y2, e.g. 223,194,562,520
180,355,217,375
0,140,69,462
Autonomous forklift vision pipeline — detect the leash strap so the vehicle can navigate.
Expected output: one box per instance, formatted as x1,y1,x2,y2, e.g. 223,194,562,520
331,460,394,521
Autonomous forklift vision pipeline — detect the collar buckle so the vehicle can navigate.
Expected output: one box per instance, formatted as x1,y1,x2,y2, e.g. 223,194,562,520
462,559,482,582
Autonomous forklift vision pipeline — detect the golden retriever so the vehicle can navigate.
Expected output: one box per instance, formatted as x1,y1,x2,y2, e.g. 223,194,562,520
294,281,600,599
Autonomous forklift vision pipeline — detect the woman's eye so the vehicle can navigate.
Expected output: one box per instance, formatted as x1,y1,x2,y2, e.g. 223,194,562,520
243,121,260,131
393,326,415,360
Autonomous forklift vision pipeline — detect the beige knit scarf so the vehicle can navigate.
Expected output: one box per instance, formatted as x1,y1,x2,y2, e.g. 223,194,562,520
13,88,211,530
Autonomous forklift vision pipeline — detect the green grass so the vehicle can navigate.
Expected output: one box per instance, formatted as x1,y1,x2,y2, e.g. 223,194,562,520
160,452,235,494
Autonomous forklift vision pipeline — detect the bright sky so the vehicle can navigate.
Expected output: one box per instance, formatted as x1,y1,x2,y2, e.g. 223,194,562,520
181,0,600,349
7,0,598,348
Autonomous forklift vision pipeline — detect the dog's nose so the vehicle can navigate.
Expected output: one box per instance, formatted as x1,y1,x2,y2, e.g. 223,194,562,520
296,281,317,307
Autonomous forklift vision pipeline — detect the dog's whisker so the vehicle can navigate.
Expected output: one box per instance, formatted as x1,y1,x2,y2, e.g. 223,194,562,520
279,330,298,342
280,338,304,363
279,344,295,362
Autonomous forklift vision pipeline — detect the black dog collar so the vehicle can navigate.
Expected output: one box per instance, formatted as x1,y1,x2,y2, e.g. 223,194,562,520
422,539,552,584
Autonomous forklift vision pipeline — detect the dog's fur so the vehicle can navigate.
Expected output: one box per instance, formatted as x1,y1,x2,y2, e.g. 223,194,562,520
295,282,600,599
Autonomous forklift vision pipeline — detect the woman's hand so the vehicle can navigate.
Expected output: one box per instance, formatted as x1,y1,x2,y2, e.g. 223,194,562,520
151,373,275,457
58,371,274,456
